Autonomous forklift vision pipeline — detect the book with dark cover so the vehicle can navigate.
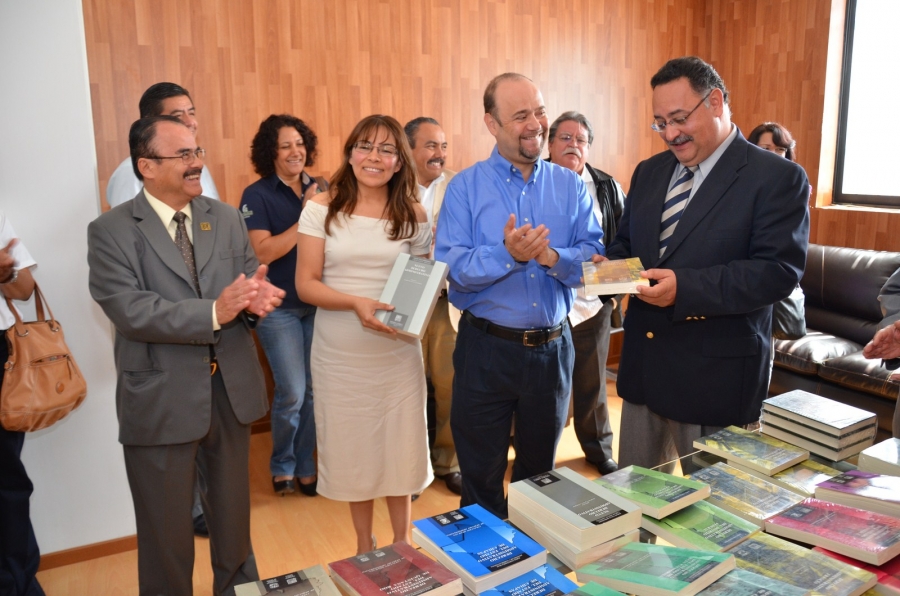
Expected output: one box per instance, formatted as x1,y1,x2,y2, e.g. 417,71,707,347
236,564,341,596
508,467,641,550
859,438,900,477
813,546,900,596
376,253,449,339
594,465,710,519
696,568,811,596
725,532,876,596
764,498,900,565
693,425,808,475
575,542,735,596
475,565,577,596
640,500,759,552
582,258,649,295
762,390,877,436
328,542,461,596
688,463,804,525
412,504,546,593
815,470,900,518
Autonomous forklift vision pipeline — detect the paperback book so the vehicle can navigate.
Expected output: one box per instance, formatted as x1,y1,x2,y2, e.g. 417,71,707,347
236,565,341,596
764,498,900,565
328,542,461,596
412,504,546,593
760,409,877,449
473,565,577,596
508,467,641,550
760,421,875,461
582,257,649,295
640,500,759,552
695,568,811,596
762,458,842,496
813,546,900,596
692,425,808,475
858,438,900,477
762,390,878,436
376,253,449,339
814,470,900,518
575,542,735,596
570,582,626,596
594,465,710,519
725,532,877,596
688,463,804,525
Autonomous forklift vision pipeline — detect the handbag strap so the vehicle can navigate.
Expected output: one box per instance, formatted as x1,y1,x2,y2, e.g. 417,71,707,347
4,282,55,337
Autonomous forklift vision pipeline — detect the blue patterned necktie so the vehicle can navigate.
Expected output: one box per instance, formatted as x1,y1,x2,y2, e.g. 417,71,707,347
659,165,697,257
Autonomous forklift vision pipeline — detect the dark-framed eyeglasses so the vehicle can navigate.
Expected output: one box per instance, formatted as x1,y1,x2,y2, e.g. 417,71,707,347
150,148,207,164
650,91,713,132
352,141,399,157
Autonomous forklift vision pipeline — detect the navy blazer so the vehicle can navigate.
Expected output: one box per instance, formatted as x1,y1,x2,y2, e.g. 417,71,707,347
607,130,810,425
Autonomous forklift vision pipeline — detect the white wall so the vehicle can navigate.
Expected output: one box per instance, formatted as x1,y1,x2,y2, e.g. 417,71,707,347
0,1,135,552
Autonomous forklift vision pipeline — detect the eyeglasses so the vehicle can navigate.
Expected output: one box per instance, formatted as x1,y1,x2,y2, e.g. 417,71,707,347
353,141,399,157
555,133,589,147
760,145,788,156
650,91,712,132
150,148,207,164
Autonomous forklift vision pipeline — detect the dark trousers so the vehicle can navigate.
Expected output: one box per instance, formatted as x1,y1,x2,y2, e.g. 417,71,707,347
0,337,45,596
123,370,257,596
570,301,615,464
451,315,574,519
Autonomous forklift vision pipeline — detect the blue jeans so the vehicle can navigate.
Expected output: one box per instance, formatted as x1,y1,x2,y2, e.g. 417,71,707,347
256,307,317,478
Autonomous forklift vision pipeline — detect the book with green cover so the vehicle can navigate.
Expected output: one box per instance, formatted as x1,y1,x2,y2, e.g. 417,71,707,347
576,542,735,596
688,463,804,525
640,500,759,552
595,465,710,519
569,582,626,596
693,426,808,475
696,568,811,595
725,532,877,596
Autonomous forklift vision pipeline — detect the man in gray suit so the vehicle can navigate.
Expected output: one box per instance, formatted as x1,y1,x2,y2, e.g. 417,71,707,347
88,115,284,595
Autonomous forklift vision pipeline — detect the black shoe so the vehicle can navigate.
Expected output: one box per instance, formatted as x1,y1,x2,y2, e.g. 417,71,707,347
297,477,318,497
193,514,209,538
592,458,619,476
273,477,296,495
411,492,422,502
442,472,462,495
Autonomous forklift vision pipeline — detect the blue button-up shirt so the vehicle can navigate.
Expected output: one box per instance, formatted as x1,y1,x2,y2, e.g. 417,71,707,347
435,147,604,329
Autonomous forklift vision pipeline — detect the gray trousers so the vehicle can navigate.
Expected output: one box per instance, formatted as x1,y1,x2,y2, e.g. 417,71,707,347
123,370,258,596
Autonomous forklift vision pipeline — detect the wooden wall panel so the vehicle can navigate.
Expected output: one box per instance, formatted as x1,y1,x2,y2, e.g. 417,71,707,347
83,0,703,211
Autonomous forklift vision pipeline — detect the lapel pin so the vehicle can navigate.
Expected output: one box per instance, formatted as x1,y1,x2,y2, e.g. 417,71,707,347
200,222,211,231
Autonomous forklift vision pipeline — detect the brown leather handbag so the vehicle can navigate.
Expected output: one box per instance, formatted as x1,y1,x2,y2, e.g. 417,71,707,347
1,284,87,431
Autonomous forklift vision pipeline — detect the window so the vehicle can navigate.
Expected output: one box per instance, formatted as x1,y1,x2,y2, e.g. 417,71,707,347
833,0,900,207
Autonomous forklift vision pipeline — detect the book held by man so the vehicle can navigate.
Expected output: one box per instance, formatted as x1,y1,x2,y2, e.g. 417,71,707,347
814,470,900,518
376,253,449,339
594,465,710,519
328,542,461,596
582,258,650,295
412,504,546,593
236,564,341,596
640,500,759,552
764,498,900,565
693,425,808,475
688,463,804,525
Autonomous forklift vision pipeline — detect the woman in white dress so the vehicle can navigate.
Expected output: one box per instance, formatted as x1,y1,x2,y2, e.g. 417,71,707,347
295,115,432,554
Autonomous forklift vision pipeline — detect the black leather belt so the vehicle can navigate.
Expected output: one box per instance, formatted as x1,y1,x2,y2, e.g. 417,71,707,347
463,310,564,347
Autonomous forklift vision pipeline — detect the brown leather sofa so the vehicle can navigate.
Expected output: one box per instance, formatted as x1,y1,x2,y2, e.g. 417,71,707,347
770,243,900,440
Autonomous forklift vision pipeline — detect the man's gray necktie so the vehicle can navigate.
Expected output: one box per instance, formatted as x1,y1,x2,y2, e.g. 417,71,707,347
173,211,201,297
659,165,698,258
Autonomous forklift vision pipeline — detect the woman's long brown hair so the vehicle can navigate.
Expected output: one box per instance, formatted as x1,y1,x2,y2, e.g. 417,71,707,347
325,115,419,241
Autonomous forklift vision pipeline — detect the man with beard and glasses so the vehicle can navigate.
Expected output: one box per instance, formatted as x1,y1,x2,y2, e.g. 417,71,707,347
603,56,809,472
435,73,603,517
547,111,625,477
404,117,462,496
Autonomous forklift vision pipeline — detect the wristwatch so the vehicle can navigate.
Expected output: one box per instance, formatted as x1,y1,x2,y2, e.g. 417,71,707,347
0,268,17,285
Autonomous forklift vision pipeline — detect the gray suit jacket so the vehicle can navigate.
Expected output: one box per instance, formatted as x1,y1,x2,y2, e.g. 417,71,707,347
88,192,268,446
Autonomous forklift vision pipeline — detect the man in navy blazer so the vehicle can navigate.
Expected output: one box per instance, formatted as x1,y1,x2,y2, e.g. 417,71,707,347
606,57,810,471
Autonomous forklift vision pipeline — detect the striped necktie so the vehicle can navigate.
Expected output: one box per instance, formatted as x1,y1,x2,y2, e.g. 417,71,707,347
659,165,697,257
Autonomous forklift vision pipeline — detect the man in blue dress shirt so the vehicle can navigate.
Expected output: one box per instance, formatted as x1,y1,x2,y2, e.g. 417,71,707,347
435,73,604,518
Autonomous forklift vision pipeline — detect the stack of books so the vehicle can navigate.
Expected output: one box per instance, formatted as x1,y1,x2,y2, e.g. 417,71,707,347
328,543,461,596
814,470,900,518
693,425,808,475
725,532,877,596
570,583,627,596
760,390,877,461
477,565,577,596
688,463,805,525
640,500,760,552
236,564,341,596
813,547,900,596
858,438,900,476
594,465,710,519
507,467,642,569
696,568,811,595
412,505,546,594
764,498,900,565
757,458,842,497
575,542,735,596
